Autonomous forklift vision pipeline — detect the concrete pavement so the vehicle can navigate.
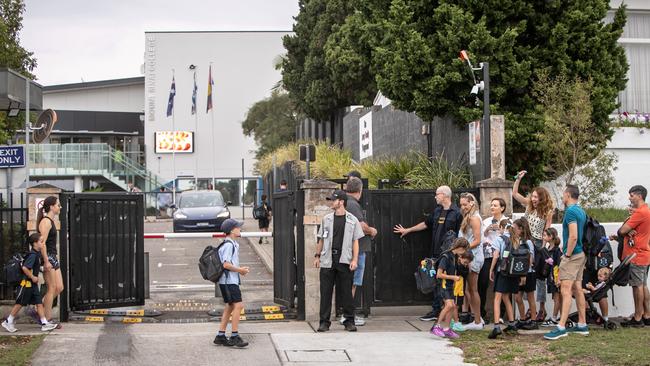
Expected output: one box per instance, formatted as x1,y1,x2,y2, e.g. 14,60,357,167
29,318,475,366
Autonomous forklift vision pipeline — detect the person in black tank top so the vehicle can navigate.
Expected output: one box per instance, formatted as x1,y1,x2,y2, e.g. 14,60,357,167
38,196,63,323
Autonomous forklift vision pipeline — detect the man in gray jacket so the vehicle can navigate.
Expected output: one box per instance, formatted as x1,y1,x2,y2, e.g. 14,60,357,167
314,189,364,332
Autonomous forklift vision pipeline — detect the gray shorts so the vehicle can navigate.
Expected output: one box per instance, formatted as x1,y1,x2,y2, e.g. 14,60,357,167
629,264,649,287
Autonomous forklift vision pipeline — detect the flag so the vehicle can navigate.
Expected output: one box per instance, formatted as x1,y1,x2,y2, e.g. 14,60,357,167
191,71,198,115
206,65,213,113
166,76,176,117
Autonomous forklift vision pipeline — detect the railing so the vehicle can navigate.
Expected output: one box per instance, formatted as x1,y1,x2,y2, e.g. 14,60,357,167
29,143,166,192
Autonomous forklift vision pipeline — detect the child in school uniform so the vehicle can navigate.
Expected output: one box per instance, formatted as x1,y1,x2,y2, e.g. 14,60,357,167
488,219,520,339
430,238,473,339
512,219,538,330
2,233,58,333
542,228,563,327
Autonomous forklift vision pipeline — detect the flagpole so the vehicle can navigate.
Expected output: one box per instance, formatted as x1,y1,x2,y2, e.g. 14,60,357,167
193,70,198,190
171,69,176,204
209,62,216,190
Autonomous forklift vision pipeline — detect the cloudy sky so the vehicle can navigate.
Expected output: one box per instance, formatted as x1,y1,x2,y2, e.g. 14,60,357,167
20,0,298,85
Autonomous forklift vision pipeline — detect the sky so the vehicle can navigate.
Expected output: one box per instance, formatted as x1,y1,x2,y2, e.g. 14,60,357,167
20,0,299,86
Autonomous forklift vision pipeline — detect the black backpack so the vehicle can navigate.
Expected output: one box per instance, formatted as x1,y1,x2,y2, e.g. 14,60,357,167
534,246,552,280
499,236,530,277
439,230,457,254
414,257,437,294
3,253,26,286
198,240,234,283
587,238,614,272
253,204,268,220
583,216,607,257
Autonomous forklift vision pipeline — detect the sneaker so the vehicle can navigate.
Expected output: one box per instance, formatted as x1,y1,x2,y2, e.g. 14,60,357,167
344,322,357,332
519,320,539,330
213,335,228,346
419,311,439,322
1,320,17,333
541,319,558,327
354,316,366,326
463,320,485,331
451,320,464,332
543,327,568,340
621,318,645,328
225,335,249,348
459,312,472,324
443,328,459,339
258,238,263,244
339,315,346,325
317,323,330,332
503,324,518,335
535,309,547,322
567,325,589,336
41,322,57,332
644,317,650,326
488,326,502,339
430,325,445,337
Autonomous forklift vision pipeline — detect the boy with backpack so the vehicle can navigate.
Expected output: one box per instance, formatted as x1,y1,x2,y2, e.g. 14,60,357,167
213,219,250,348
2,233,58,333
253,195,272,244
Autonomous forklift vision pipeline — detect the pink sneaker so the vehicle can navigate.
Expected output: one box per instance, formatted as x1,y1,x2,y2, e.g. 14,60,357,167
430,325,445,337
443,328,459,339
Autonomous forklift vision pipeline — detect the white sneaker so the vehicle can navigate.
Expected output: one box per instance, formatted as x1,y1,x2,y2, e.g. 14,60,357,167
2,320,17,333
463,320,485,331
354,316,366,326
339,315,346,325
41,322,57,331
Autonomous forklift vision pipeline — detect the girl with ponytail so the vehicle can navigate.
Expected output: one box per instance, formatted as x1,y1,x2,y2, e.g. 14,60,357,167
37,196,63,322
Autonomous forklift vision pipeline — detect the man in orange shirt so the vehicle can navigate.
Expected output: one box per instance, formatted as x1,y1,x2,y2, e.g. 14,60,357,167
619,185,650,327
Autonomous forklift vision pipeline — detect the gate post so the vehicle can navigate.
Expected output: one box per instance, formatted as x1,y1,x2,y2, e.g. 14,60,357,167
301,179,338,321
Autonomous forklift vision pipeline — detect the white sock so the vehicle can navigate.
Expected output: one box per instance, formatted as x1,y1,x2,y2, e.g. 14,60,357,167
7,315,14,323
40,317,48,324
603,317,609,321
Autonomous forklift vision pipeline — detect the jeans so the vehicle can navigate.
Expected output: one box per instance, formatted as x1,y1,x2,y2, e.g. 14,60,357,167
320,262,354,325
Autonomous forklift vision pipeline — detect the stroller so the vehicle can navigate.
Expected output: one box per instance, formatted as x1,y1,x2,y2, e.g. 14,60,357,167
567,253,637,330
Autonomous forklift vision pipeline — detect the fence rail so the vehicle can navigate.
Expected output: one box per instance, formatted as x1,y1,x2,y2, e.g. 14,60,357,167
0,193,28,301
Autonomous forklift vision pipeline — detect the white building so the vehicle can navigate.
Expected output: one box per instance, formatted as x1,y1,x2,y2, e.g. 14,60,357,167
143,31,290,195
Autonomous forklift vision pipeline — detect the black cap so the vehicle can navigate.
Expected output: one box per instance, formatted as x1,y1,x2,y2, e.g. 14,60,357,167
344,170,362,179
326,189,347,201
221,218,243,234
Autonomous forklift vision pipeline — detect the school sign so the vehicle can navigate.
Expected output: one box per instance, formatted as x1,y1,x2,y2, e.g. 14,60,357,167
0,146,25,168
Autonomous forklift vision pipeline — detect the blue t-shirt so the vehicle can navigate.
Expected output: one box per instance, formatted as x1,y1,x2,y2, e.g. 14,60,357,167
217,239,240,285
562,204,587,255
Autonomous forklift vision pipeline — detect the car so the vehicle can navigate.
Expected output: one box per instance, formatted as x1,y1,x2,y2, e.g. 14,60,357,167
172,190,231,232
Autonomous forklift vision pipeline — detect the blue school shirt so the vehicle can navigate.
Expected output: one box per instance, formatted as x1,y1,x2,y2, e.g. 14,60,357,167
217,239,240,285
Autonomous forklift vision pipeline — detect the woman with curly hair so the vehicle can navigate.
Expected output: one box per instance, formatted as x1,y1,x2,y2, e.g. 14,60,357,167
512,170,554,322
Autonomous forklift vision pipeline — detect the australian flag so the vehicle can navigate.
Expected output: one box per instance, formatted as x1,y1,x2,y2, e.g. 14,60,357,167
191,72,197,115
166,76,176,117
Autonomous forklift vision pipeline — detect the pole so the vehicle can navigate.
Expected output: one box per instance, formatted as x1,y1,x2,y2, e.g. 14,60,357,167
241,158,245,220
210,62,216,190
482,62,491,180
306,145,310,180
25,78,30,192
194,98,199,190
171,70,176,204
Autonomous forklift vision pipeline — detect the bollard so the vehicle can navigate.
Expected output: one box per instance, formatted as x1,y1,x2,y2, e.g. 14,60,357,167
144,252,150,299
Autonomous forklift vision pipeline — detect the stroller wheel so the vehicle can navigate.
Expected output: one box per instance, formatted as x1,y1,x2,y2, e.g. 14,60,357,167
605,321,617,331
566,320,575,329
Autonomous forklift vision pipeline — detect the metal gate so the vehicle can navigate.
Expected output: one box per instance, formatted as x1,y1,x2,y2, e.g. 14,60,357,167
272,190,296,308
60,193,145,320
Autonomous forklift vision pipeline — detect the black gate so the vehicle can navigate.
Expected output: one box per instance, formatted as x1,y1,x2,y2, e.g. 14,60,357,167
0,193,28,301
272,190,296,308
60,193,145,320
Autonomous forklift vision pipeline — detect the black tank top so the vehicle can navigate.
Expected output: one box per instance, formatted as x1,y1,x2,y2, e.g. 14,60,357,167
43,216,58,256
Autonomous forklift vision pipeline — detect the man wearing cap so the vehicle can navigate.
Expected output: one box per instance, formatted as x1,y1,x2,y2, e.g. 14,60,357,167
314,189,365,332
214,218,250,348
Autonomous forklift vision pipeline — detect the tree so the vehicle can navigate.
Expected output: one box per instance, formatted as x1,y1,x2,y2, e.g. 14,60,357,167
281,0,376,122
0,0,36,143
242,91,300,159
328,0,628,185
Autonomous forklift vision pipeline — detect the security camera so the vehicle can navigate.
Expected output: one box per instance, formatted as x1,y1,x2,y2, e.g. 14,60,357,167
470,81,485,96
189,64,196,70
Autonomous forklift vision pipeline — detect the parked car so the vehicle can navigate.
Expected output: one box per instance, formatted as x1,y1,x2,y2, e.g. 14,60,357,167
172,190,231,232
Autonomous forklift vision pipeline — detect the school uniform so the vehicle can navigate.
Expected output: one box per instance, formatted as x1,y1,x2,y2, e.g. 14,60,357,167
218,238,242,304
15,251,42,306
491,234,519,294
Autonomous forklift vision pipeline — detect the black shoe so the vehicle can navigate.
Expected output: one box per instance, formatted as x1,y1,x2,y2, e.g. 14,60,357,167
488,326,502,339
644,317,650,326
621,318,645,328
503,324,518,334
213,335,228,346
258,238,263,244
419,311,439,322
317,323,330,332
225,335,249,348
519,320,539,330
344,322,357,332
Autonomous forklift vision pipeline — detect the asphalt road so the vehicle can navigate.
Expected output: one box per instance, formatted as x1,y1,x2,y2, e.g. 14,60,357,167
144,220,274,318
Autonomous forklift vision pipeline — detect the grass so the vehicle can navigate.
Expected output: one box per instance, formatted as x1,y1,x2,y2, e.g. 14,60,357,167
0,335,45,366
585,207,629,223
452,328,650,366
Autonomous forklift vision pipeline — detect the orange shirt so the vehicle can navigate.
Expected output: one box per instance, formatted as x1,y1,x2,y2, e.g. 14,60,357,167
623,204,650,266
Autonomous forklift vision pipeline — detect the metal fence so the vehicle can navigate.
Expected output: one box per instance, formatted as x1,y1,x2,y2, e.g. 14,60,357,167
0,193,28,301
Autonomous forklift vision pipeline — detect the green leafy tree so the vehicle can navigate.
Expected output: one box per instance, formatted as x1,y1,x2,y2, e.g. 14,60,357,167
242,91,300,159
0,0,36,143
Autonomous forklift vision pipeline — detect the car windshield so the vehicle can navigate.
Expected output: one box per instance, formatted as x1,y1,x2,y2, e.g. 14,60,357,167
179,192,225,208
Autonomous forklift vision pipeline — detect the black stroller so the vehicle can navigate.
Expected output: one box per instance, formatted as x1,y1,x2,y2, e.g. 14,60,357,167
567,253,637,330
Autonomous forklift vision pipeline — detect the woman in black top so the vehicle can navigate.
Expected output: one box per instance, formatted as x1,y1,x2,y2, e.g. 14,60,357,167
37,196,63,322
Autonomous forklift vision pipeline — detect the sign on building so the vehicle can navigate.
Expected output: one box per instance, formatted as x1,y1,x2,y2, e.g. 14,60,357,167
359,112,373,160
0,145,25,168
468,121,477,165
155,131,194,153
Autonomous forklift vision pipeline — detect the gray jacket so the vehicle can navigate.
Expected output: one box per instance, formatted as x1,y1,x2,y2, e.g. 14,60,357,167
317,211,364,268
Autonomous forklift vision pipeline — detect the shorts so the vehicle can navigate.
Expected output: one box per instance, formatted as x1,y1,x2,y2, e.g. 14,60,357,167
258,218,270,229
536,279,547,302
519,272,537,293
469,246,484,273
352,252,367,287
441,288,455,301
547,276,559,294
219,284,243,304
48,254,60,270
15,285,42,306
494,271,519,294
558,252,586,282
629,264,649,287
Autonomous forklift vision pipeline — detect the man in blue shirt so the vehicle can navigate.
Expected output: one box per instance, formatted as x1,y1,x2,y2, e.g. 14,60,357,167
545,185,588,340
